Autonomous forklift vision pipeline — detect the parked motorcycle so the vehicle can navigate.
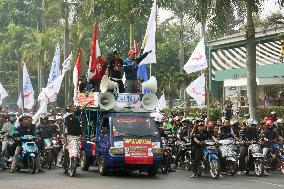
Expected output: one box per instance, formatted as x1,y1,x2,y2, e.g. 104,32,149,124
244,140,264,176
197,141,220,179
62,136,81,177
219,138,238,175
15,135,38,174
179,137,192,171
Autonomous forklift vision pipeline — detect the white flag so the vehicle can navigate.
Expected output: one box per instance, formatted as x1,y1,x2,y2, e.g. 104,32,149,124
186,73,205,108
183,38,208,74
17,93,23,109
158,93,167,110
23,62,35,109
139,0,157,65
0,82,8,105
47,44,60,85
32,100,48,124
62,53,72,74
38,54,71,102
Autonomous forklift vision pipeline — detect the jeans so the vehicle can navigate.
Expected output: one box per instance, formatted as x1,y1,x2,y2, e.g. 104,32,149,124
192,146,202,174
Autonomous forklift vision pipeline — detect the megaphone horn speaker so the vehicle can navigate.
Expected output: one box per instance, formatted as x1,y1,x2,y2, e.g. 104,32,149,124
100,75,119,93
142,93,158,111
142,76,157,93
99,92,115,110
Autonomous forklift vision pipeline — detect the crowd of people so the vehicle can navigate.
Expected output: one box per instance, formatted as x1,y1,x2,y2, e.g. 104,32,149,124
155,111,284,178
78,49,152,94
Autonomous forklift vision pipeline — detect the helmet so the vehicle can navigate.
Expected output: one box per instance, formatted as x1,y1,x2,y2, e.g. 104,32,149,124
128,49,136,55
271,111,277,115
247,118,258,126
48,116,55,121
244,114,250,118
266,120,274,126
277,119,284,124
56,116,63,120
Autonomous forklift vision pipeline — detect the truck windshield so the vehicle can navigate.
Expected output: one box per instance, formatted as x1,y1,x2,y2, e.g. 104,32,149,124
112,117,159,137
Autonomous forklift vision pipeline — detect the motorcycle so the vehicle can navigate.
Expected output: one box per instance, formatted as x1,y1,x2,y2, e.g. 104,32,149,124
0,134,6,169
160,137,171,174
0,133,14,169
42,138,53,169
197,141,220,179
179,137,192,171
280,144,284,174
244,140,264,176
62,135,81,177
15,135,38,174
265,142,283,172
219,138,238,175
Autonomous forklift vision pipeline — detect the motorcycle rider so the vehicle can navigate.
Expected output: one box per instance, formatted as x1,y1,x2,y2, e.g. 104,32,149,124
218,118,238,141
1,112,16,161
173,118,190,170
260,120,282,176
238,119,260,175
10,114,43,173
191,122,216,178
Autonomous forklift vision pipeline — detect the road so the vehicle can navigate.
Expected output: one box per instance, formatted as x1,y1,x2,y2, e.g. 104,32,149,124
0,167,284,189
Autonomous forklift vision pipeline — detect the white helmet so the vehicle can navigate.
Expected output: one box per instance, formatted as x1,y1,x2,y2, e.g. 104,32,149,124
247,118,258,126
277,119,284,124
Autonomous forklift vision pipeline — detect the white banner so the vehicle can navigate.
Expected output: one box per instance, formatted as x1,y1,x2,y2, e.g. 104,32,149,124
32,100,48,124
158,93,167,110
183,38,208,74
23,62,35,109
47,44,60,85
0,82,8,105
186,73,205,108
139,0,157,65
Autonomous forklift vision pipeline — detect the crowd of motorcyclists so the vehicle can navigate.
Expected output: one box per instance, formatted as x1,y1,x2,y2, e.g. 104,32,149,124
156,111,284,178
0,106,284,179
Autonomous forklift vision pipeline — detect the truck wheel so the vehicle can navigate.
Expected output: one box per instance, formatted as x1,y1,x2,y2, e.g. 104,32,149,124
80,151,90,171
98,155,108,176
147,167,158,176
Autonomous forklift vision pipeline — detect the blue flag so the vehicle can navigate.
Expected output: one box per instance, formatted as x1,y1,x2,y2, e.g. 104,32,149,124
137,64,150,94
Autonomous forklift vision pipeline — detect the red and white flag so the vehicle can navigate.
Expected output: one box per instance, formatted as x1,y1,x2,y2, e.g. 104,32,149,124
183,38,208,74
134,37,140,55
73,49,82,102
186,73,205,108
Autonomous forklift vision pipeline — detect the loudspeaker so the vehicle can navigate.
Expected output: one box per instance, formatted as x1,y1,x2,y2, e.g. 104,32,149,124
99,92,115,110
141,93,158,111
142,76,157,93
100,75,119,93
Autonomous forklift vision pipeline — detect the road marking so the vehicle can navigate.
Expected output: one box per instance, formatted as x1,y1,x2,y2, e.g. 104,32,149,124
250,180,284,188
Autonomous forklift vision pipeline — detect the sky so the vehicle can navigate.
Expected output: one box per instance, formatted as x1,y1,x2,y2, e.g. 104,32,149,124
158,0,283,24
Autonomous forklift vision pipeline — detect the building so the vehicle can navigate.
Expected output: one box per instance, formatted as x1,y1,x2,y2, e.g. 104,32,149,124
207,27,284,107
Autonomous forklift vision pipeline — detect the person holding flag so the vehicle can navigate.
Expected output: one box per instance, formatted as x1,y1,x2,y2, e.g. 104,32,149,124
123,49,152,93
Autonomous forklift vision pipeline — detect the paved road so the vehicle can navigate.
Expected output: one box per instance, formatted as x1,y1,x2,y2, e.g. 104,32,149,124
0,167,284,189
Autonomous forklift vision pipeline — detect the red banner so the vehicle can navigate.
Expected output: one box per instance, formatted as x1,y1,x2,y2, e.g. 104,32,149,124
124,139,153,165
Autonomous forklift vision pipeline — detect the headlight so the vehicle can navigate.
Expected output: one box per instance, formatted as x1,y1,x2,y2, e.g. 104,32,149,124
153,148,163,156
109,147,125,155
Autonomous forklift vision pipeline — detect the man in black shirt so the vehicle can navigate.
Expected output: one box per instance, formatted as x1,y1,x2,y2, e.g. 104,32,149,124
191,122,215,178
218,118,238,140
107,50,125,93
64,106,82,137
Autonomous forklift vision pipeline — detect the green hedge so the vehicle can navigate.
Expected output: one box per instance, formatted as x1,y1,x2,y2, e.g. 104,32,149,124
164,106,284,121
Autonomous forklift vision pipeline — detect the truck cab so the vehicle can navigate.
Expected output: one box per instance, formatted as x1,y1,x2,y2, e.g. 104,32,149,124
96,112,163,176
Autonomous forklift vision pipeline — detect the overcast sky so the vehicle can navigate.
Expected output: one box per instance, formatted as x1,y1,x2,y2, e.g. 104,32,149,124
158,0,283,24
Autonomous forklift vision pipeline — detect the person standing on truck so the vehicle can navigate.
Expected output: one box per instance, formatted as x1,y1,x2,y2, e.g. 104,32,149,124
107,50,125,93
123,49,152,93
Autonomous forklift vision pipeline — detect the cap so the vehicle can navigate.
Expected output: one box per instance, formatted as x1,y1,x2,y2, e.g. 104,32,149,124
128,49,136,55
56,116,63,120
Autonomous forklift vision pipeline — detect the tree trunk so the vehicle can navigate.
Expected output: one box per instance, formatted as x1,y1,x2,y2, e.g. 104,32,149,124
64,2,70,106
246,0,257,119
179,15,185,72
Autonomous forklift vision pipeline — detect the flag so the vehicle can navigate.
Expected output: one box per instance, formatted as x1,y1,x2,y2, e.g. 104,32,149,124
139,0,157,65
23,62,35,109
47,44,60,85
73,49,82,102
90,24,99,72
134,37,140,54
38,54,72,102
183,38,208,74
137,64,150,94
158,93,167,110
16,93,23,109
0,82,8,105
186,73,205,108
32,100,48,124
